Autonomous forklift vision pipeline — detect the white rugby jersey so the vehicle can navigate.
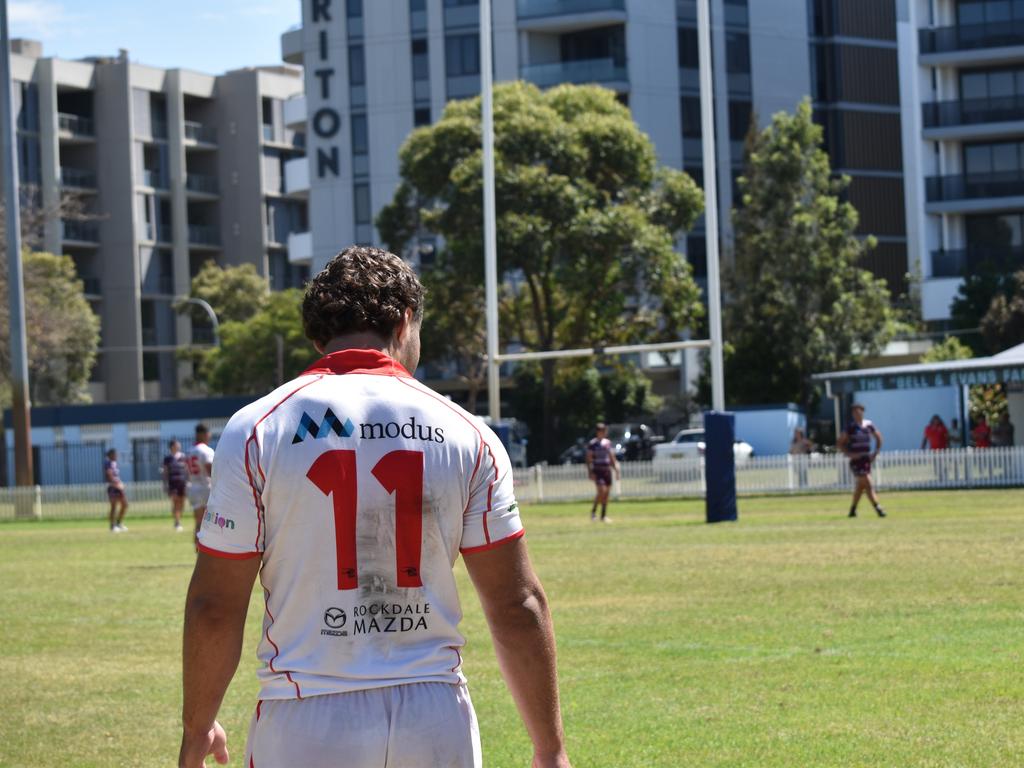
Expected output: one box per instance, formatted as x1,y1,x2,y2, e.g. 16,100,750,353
188,442,216,488
197,349,523,700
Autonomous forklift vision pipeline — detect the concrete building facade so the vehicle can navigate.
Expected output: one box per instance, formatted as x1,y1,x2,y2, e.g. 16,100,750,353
900,0,1024,322
8,40,309,403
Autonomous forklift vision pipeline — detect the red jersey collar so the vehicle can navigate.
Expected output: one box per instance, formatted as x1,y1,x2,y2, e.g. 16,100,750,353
303,348,413,378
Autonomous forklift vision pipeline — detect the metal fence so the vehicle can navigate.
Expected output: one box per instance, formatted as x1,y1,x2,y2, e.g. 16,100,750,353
1,447,1021,522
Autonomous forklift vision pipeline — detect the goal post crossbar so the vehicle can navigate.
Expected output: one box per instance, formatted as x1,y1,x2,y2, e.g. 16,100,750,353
490,339,712,364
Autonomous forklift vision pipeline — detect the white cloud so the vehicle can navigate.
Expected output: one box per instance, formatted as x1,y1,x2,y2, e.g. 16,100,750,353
9,1,81,39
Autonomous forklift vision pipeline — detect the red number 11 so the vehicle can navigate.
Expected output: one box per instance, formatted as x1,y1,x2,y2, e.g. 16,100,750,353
307,449,424,590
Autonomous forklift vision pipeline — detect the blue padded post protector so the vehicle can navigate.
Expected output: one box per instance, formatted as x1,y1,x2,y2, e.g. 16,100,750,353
704,411,738,523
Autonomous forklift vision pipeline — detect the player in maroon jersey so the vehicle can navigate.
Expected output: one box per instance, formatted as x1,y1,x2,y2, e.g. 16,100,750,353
586,423,620,522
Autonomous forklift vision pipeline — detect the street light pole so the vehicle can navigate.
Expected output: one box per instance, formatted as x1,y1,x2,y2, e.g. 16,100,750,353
1,0,34,486
697,0,726,412
480,0,500,421
176,297,220,347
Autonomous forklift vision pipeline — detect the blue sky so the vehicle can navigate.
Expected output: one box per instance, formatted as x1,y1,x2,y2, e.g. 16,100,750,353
10,0,301,75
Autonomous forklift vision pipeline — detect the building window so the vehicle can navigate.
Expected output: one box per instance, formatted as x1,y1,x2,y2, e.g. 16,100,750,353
677,27,699,70
960,67,1024,100
560,26,626,67
414,107,431,126
725,32,750,74
354,183,372,225
680,97,702,139
17,82,40,132
957,0,1024,25
351,114,369,156
347,0,362,17
964,141,1024,175
966,213,1024,249
728,100,752,141
412,38,429,80
445,34,480,77
410,0,426,9
261,97,275,142
349,46,366,86
444,0,478,6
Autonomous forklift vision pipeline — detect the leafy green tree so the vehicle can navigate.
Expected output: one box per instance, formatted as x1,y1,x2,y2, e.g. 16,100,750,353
0,251,100,406
949,256,1017,354
919,335,973,363
725,99,899,415
379,81,704,459
204,289,315,396
979,270,1024,353
918,336,1007,425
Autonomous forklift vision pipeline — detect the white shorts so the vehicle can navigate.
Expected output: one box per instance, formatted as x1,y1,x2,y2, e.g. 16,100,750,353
245,682,481,768
188,485,210,510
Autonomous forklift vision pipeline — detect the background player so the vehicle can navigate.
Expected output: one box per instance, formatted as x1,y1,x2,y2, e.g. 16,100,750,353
179,246,571,768
186,424,215,540
103,448,128,532
837,403,886,518
162,439,188,531
586,422,620,522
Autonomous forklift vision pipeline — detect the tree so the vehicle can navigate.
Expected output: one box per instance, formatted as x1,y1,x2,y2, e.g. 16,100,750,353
919,335,973,363
724,99,899,415
950,255,1018,354
177,261,270,392
379,82,704,459
0,251,100,406
204,289,315,396
979,270,1024,353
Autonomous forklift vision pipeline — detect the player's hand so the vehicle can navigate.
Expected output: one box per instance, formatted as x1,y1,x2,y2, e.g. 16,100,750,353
178,721,229,768
532,750,572,768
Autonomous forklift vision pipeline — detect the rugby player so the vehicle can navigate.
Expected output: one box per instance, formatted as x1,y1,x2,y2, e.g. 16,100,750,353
179,246,571,768
162,439,188,531
104,448,128,532
837,403,886,518
186,424,215,540
586,423,619,522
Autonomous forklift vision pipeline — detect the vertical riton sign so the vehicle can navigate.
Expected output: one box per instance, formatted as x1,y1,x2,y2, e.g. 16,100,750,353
309,0,341,179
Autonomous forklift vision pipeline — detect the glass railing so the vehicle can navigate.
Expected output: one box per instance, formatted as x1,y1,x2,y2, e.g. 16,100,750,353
57,113,94,136
520,57,628,88
150,119,168,140
932,246,1024,277
142,274,176,295
922,94,1024,128
142,169,169,189
191,326,216,344
517,0,624,19
920,19,1024,54
61,220,99,242
188,225,220,246
60,167,97,188
185,173,219,194
926,170,1024,202
183,120,216,144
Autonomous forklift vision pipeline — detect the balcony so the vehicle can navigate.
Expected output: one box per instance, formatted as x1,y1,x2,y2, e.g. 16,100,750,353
281,25,303,65
520,57,628,90
283,95,307,129
60,166,97,189
920,19,1024,58
61,220,99,243
188,225,220,247
517,0,626,32
287,230,312,265
284,156,309,197
142,223,174,243
931,246,1024,278
141,169,169,189
923,94,1024,131
141,274,176,295
183,120,216,145
926,170,1024,203
57,113,94,138
185,173,219,195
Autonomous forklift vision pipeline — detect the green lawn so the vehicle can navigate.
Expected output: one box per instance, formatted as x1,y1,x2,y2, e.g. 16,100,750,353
1,491,1022,767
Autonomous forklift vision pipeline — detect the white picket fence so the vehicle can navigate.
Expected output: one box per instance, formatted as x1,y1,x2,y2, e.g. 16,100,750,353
1,448,1022,521
512,447,1024,504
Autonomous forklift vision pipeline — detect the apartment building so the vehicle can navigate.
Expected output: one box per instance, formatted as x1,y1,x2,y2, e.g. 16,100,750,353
7,39,309,403
901,0,1024,322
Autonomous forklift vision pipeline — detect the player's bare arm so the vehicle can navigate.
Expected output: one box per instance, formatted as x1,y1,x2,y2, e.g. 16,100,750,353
464,538,571,768
872,428,884,459
609,447,621,480
837,431,849,457
179,552,261,768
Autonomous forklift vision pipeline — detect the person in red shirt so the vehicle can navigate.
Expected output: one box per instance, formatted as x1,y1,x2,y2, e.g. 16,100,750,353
971,415,992,448
920,415,949,450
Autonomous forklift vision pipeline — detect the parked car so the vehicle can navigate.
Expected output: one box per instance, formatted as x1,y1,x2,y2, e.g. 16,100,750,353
652,429,754,466
605,423,660,462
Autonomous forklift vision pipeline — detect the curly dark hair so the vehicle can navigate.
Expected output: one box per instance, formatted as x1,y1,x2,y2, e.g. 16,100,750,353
302,246,424,347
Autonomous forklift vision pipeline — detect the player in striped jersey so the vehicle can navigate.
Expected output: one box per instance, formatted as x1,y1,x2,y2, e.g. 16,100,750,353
837,403,886,518
179,247,571,768
586,423,620,522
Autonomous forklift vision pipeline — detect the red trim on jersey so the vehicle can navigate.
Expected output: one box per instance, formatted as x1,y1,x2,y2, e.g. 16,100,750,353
460,528,525,555
450,645,463,674
395,376,489,505
260,582,303,699
482,442,499,545
255,700,263,721
302,348,413,378
197,543,262,560
243,376,325,551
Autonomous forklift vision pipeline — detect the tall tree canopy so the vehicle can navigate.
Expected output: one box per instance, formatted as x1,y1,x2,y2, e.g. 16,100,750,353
0,251,100,406
378,81,704,459
724,99,899,414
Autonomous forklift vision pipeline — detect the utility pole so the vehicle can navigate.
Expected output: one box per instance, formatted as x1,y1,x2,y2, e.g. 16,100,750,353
480,0,500,421
1,0,34,487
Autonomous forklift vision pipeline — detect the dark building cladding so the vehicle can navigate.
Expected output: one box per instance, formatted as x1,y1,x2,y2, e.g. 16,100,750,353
810,0,909,297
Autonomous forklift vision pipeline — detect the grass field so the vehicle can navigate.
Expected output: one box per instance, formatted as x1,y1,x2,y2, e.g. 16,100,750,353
1,490,1022,767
